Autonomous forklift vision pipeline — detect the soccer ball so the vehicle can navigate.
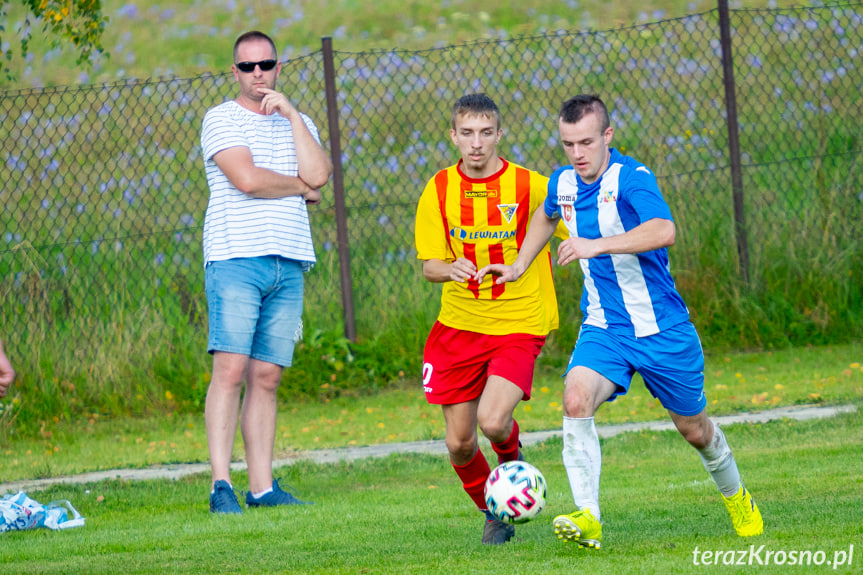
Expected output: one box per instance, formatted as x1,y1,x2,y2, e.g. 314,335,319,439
484,460,547,524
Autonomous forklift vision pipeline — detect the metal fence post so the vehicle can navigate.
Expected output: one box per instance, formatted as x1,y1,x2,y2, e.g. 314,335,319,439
321,36,356,341
717,0,750,285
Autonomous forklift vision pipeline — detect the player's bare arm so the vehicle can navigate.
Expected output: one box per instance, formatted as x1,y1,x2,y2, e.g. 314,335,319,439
213,146,316,199
257,87,333,189
0,338,14,398
423,258,477,284
556,217,675,267
475,205,559,284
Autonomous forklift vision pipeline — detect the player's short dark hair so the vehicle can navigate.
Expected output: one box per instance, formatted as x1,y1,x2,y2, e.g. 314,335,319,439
233,31,277,62
451,93,500,130
559,95,610,131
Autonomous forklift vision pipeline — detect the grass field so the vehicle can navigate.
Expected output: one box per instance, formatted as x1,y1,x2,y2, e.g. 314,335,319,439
1,341,860,482
0,4,861,570
1,409,860,574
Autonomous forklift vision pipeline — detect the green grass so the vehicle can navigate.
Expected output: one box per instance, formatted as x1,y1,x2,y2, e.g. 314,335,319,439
1,341,860,484
1,410,861,574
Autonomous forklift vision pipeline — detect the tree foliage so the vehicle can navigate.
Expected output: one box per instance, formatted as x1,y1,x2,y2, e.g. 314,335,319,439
1,0,107,77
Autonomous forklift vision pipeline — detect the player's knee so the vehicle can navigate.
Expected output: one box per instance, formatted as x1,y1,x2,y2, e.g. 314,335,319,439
477,417,508,443
210,368,245,391
562,367,612,417
247,363,283,393
480,425,509,443
562,391,592,418
445,436,477,461
679,422,711,448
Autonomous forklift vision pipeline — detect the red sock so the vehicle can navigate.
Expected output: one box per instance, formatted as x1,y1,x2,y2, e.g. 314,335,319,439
452,449,491,510
491,420,520,464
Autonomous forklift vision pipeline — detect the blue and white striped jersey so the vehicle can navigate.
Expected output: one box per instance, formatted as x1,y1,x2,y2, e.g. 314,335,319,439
545,148,690,337
200,100,320,269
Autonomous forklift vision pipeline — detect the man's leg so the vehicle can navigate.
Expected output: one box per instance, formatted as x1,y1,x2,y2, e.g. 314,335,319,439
477,375,524,464
205,351,249,488
240,257,307,505
442,400,514,545
479,334,546,463
442,400,485,503
241,358,311,507
205,351,248,513
669,410,740,493
242,358,283,494
670,410,763,536
554,366,616,548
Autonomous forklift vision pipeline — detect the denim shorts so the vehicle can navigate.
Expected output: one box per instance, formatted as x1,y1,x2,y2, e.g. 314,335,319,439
566,322,707,416
205,256,304,367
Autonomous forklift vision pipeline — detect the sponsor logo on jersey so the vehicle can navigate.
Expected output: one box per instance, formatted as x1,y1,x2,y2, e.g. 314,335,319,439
497,203,518,223
465,188,498,198
636,166,652,175
558,194,577,202
449,227,516,241
449,227,469,241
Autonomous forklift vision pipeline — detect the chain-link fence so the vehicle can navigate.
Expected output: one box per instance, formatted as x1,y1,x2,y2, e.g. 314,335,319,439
1,6,861,396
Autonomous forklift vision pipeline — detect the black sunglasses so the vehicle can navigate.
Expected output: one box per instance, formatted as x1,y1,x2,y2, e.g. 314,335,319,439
235,59,278,73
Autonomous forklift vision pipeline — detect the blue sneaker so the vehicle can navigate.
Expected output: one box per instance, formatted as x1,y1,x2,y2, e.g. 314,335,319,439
210,480,242,514
245,480,313,507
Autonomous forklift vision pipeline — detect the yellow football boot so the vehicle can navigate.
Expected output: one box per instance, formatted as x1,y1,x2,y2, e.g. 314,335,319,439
722,484,764,537
553,509,602,549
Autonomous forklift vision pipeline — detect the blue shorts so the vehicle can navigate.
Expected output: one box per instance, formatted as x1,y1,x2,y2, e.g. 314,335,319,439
205,256,304,367
566,322,706,416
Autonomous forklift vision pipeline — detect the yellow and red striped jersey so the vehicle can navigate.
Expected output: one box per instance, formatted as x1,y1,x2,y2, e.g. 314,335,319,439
415,158,566,336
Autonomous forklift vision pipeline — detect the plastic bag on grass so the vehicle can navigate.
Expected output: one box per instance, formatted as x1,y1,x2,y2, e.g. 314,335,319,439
0,491,85,533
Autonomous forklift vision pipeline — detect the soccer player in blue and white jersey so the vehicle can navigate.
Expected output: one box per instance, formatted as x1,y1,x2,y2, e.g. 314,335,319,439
475,95,762,547
200,31,332,514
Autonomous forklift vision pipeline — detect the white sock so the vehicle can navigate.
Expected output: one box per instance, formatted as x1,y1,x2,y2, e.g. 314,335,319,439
562,416,602,521
696,422,742,498
251,487,274,499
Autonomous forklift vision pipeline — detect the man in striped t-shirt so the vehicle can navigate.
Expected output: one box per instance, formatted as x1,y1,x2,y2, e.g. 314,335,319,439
415,94,566,545
200,31,332,514
478,95,763,548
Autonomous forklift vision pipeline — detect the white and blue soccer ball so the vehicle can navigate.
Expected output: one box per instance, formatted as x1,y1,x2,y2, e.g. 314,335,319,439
484,460,547,524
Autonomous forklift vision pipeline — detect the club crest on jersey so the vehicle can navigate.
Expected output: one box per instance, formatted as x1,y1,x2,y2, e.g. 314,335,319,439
598,187,618,205
497,203,518,223
562,204,573,222
465,188,498,199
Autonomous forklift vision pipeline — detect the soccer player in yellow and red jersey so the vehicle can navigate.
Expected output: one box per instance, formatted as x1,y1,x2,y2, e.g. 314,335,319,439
415,94,566,545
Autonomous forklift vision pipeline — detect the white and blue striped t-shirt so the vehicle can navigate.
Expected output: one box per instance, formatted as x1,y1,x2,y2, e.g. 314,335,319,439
200,100,321,269
545,148,690,337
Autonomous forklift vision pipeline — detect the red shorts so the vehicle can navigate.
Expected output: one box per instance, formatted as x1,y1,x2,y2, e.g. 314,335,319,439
421,321,546,405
